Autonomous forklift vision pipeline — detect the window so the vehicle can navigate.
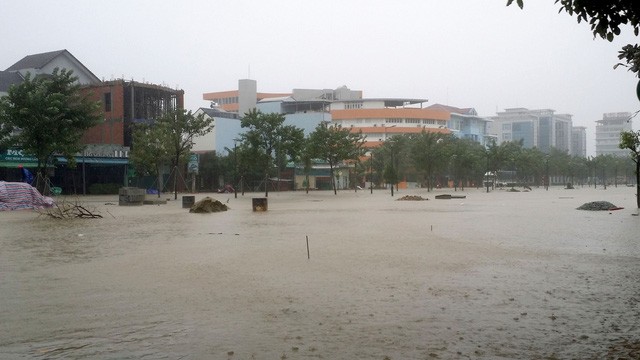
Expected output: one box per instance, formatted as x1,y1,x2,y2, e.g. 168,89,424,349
104,92,112,112
502,123,511,131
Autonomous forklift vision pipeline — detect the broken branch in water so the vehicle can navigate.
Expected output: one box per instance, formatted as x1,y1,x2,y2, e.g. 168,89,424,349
37,199,103,219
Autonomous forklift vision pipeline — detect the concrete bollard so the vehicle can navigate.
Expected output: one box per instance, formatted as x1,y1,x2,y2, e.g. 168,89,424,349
182,195,195,208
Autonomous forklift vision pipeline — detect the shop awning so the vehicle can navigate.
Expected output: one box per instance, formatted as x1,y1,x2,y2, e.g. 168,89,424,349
0,161,39,168
56,156,129,165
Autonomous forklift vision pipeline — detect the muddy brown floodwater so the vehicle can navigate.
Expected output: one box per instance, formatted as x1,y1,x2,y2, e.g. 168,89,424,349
1,186,639,359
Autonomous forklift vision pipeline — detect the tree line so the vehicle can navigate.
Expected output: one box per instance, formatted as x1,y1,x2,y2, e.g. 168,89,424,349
199,120,637,197
1,69,639,206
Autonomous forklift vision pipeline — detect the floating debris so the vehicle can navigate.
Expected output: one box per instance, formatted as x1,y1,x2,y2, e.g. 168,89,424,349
435,194,466,199
397,195,428,201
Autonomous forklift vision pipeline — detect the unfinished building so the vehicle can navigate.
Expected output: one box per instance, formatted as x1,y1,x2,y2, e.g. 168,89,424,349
83,79,185,147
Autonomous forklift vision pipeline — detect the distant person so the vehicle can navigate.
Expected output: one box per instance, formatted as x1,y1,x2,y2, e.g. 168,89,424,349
18,165,34,185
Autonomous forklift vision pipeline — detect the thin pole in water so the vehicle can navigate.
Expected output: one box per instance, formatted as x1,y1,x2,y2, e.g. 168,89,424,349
306,235,310,259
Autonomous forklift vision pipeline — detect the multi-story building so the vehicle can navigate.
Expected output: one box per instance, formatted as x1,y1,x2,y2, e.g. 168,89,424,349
191,106,241,155
571,126,587,158
83,79,184,147
595,112,633,157
425,104,493,147
491,108,573,154
201,81,517,151
202,79,290,116
330,99,450,147
0,49,184,193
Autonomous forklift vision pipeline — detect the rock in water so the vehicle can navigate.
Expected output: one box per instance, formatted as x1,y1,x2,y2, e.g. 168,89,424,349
190,197,228,213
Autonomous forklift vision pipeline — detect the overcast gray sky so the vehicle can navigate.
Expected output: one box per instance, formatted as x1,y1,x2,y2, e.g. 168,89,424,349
2,1,639,155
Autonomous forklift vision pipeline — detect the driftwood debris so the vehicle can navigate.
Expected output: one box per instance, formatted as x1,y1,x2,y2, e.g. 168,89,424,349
37,201,103,219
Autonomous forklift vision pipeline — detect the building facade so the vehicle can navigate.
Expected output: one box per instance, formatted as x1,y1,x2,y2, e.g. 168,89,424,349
491,108,573,154
191,107,242,155
426,104,493,147
202,79,290,115
1,50,185,194
571,126,587,158
330,99,450,147
595,112,633,157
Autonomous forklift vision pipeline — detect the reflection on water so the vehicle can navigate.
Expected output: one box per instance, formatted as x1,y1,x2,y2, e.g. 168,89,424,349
1,187,639,359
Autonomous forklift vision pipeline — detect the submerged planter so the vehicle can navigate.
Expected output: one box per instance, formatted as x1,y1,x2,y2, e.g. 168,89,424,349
252,198,268,211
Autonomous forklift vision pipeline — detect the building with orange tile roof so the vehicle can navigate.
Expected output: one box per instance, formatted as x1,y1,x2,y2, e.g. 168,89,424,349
330,99,451,147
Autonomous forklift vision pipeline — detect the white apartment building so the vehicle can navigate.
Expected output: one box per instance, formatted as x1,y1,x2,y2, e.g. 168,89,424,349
595,112,632,157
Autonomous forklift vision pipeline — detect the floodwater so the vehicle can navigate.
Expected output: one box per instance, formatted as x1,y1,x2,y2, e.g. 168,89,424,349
1,186,639,359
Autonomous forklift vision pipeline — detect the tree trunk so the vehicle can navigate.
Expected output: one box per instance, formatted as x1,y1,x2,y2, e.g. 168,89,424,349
173,167,178,200
330,164,336,195
156,164,162,198
636,160,640,208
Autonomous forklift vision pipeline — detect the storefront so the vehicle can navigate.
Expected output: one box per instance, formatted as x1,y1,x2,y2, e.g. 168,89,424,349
0,145,130,195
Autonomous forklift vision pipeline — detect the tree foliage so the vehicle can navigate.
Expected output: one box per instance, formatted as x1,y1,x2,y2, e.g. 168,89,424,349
0,68,101,191
307,123,365,194
507,0,640,76
129,108,213,198
619,130,640,207
409,131,450,191
160,109,213,199
239,109,304,197
129,123,170,195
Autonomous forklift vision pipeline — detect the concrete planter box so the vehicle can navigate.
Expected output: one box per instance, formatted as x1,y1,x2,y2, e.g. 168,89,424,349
118,187,145,206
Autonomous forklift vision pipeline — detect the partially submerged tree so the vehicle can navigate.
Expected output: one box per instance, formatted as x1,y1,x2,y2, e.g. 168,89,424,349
159,109,214,200
129,123,170,197
619,130,640,207
379,134,410,196
307,123,365,195
129,109,213,198
239,109,304,197
0,68,100,193
409,131,449,191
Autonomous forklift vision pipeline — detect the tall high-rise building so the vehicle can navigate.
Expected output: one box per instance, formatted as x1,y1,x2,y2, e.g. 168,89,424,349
571,126,587,158
595,112,632,157
491,108,572,154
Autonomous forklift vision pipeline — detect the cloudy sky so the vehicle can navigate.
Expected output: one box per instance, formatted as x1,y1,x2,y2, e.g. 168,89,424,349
2,1,639,155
